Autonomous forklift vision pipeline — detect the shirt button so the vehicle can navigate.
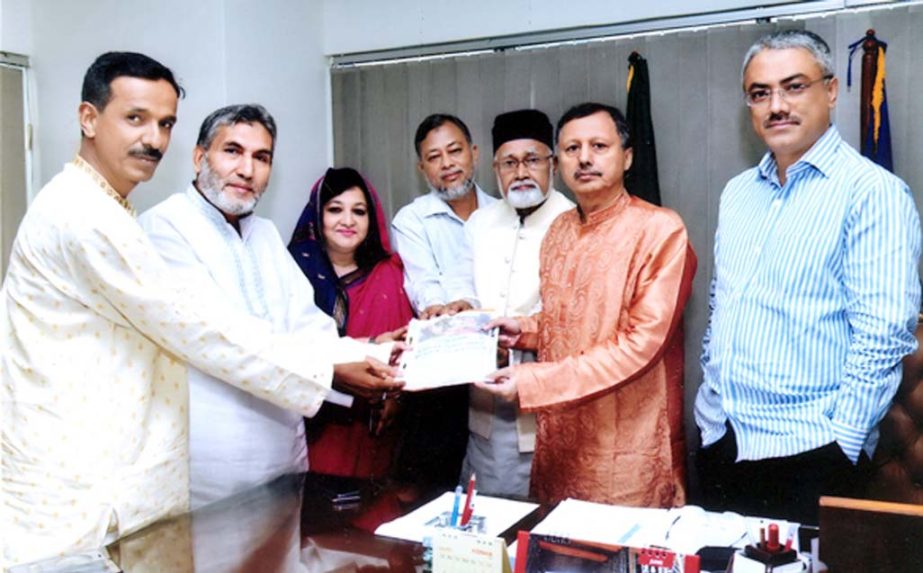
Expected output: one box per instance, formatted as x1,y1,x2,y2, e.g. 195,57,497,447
500,292,507,298
504,256,512,263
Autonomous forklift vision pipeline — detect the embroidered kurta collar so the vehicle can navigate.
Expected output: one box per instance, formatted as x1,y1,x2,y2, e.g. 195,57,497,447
72,154,136,216
576,188,630,227
185,184,255,239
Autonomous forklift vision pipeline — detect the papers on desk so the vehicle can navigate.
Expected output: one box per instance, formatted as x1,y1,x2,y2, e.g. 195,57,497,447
529,499,799,557
375,491,538,543
398,311,498,391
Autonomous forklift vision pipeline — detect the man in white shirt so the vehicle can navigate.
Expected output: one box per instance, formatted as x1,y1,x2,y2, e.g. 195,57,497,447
0,53,399,568
459,109,574,496
139,104,391,509
391,113,496,319
390,114,495,495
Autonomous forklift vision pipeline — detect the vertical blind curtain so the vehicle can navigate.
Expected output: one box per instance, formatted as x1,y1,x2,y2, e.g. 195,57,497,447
331,4,923,475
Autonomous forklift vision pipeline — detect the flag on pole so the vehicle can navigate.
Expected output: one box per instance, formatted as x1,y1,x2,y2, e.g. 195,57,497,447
625,51,661,205
848,29,893,172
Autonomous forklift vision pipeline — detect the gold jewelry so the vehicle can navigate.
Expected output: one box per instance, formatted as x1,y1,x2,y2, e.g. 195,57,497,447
72,155,136,217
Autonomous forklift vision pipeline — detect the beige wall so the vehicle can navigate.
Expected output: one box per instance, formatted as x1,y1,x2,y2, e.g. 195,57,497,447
26,0,330,240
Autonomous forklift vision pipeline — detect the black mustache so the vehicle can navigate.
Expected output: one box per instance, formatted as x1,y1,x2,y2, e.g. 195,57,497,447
129,147,163,161
767,112,797,124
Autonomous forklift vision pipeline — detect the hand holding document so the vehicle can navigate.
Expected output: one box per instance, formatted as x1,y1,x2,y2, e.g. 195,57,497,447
419,298,474,320
486,316,523,349
475,367,519,403
398,310,499,391
333,357,404,401
374,325,408,343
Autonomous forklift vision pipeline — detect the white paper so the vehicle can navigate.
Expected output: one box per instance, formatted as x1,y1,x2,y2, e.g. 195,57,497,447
374,491,538,543
398,311,498,391
529,498,672,549
528,499,796,556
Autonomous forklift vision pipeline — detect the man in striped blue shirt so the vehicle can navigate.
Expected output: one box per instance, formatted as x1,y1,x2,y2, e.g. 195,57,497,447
695,29,921,524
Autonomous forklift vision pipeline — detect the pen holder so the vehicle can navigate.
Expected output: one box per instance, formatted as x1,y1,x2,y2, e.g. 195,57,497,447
731,546,804,572
743,545,798,566
426,511,487,534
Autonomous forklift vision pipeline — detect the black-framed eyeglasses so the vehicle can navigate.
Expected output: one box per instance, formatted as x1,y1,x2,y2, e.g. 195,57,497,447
744,75,833,107
494,154,553,174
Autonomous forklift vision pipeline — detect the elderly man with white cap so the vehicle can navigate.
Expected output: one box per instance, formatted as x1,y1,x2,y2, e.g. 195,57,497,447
458,109,574,496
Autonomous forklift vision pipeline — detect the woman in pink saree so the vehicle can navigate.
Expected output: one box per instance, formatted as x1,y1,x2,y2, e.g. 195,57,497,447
288,167,414,479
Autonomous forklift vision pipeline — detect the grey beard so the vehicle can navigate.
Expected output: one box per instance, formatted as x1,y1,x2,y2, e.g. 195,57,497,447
429,176,475,202
197,160,261,216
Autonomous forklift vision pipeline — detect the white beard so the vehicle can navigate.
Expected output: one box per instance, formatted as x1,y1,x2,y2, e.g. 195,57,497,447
499,176,549,209
197,159,261,216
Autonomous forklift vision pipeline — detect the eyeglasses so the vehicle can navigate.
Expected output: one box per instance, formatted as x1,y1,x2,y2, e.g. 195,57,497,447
494,154,553,174
744,75,833,107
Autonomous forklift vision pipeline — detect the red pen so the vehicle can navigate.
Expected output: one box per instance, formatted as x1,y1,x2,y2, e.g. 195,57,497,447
767,523,780,553
460,473,476,526
462,489,477,526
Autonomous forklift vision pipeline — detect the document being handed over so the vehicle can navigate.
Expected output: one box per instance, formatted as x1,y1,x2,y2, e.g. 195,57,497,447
398,310,498,391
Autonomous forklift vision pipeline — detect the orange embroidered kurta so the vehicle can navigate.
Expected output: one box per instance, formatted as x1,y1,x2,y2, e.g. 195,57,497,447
515,191,696,507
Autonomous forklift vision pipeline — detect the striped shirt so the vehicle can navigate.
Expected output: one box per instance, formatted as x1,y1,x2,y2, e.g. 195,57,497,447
696,126,921,464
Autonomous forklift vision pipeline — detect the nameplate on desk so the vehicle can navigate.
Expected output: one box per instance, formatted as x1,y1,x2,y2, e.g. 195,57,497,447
433,529,511,573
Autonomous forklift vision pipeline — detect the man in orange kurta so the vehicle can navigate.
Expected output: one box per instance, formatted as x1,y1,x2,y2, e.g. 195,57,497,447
479,102,696,508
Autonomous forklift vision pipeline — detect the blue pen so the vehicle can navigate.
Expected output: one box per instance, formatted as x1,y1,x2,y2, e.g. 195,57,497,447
450,485,462,526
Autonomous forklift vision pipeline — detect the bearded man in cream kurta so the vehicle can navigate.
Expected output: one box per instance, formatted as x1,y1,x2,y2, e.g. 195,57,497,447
459,109,573,496
138,104,369,509
0,53,401,568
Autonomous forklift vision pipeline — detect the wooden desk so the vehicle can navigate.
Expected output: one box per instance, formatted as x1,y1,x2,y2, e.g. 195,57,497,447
819,496,923,573
102,479,923,571
106,473,542,572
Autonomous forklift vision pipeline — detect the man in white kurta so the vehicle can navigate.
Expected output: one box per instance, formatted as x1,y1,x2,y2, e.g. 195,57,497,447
1,56,397,568
1,156,336,565
141,188,333,508
138,104,362,508
459,109,574,496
